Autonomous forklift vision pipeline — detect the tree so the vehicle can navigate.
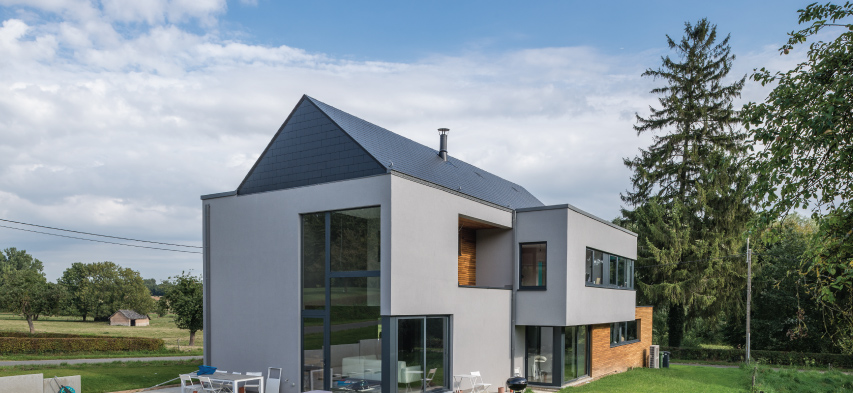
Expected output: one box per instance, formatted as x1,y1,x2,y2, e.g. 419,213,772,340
743,2,853,354
721,215,836,353
622,19,751,347
0,249,64,333
0,247,43,276
58,262,154,321
163,272,203,346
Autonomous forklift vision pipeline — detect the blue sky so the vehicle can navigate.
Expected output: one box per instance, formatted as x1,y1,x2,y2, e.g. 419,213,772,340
219,1,806,61
0,0,815,281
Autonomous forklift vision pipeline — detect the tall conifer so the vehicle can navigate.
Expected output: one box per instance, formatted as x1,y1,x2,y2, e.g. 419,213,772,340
622,19,751,347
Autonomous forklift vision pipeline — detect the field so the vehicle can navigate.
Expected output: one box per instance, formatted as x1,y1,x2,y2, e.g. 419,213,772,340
567,365,853,393
0,312,203,359
569,365,750,392
0,359,203,393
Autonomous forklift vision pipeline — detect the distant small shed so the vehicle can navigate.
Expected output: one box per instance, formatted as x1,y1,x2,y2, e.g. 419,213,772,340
109,310,150,326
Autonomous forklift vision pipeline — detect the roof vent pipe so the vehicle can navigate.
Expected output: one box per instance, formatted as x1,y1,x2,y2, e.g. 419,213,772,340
438,128,449,161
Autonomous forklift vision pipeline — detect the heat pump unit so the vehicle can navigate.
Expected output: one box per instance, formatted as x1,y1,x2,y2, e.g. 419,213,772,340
649,345,660,368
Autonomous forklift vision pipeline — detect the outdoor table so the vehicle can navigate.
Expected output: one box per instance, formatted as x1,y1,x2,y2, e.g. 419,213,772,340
185,372,264,393
453,374,475,392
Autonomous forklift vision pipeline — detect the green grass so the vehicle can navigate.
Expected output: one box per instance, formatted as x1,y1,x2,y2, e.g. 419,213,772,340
753,366,853,393
567,365,750,392
0,312,203,360
0,359,203,393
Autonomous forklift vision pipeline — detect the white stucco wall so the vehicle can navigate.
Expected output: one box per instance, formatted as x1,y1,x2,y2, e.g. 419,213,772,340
476,228,514,288
515,206,637,327
389,174,514,389
204,174,392,393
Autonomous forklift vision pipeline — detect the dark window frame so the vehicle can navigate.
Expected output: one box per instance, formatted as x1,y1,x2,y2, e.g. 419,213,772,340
519,242,547,290
609,319,640,347
300,206,382,392
584,247,635,290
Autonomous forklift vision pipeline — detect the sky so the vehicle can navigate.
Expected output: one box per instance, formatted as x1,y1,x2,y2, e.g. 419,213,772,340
0,0,815,282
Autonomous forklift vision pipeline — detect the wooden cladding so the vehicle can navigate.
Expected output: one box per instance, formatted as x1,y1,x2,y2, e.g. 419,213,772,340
458,227,477,286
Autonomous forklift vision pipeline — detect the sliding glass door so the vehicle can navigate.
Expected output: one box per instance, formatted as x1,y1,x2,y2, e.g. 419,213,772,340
394,316,449,393
524,325,589,386
563,326,588,383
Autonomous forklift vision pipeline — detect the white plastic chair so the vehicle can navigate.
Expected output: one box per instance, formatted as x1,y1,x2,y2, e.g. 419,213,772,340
232,372,242,375
267,367,282,393
245,372,263,393
180,374,201,393
471,371,491,393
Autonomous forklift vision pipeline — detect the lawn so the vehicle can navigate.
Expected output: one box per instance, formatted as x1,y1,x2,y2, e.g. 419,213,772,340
753,366,853,393
568,365,750,392
0,312,203,359
0,359,203,393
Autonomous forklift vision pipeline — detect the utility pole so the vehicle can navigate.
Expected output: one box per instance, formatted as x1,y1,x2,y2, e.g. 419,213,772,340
746,237,752,364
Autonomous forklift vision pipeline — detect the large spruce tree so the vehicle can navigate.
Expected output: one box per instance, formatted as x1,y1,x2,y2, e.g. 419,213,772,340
622,19,751,347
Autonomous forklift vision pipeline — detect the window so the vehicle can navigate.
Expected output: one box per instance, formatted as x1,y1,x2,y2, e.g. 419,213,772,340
610,320,639,346
520,243,547,289
563,326,588,382
301,206,381,392
525,326,554,384
585,248,634,289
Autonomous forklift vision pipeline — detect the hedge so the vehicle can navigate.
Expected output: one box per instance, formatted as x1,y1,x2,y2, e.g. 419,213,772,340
662,346,853,369
0,332,93,339
0,337,165,354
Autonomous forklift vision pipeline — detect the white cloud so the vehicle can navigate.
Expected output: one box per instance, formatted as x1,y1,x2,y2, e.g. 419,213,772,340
0,2,791,280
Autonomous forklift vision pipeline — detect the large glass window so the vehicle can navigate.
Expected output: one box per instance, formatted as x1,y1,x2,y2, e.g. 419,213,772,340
331,277,381,386
302,213,325,310
301,206,381,392
302,317,325,392
331,208,381,271
563,326,588,382
395,317,449,393
585,248,634,289
525,326,554,384
610,320,639,346
520,243,547,289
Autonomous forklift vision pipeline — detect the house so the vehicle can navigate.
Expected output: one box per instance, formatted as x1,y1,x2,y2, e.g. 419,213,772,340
109,310,150,326
201,95,652,393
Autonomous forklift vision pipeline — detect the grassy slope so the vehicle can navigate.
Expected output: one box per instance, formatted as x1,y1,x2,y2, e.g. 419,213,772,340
753,366,853,393
568,365,750,392
0,312,203,359
0,359,203,393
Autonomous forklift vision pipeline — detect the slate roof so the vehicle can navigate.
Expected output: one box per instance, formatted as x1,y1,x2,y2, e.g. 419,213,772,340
305,96,544,209
115,309,148,320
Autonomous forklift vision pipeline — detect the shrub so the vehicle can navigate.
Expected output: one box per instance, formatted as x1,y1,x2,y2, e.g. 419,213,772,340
0,335,165,354
662,346,853,369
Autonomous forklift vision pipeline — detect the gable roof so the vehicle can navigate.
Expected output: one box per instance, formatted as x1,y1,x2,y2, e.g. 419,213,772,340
113,309,148,320
236,95,544,209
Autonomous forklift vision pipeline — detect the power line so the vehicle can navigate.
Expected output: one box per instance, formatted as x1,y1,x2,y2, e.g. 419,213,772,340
0,224,202,254
0,218,201,249
635,253,748,269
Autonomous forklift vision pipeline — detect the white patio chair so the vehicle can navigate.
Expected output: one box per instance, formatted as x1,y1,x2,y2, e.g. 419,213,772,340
470,371,491,393
180,374,201,393
232,372,242,375
199,376,232,393
244,371,263,393
424,368,437,387
267,367,283,393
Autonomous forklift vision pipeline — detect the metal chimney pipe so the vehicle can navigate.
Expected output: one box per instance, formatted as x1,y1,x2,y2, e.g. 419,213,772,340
438,128,449,161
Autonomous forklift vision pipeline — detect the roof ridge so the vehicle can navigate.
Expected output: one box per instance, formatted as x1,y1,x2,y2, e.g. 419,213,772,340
305,96,542,208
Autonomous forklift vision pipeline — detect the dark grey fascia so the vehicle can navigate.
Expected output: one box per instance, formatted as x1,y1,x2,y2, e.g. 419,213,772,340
515,203,637,237
200,190,237,200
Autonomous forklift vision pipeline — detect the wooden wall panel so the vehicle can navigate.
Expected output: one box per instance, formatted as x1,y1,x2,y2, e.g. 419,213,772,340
458,227,477,286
